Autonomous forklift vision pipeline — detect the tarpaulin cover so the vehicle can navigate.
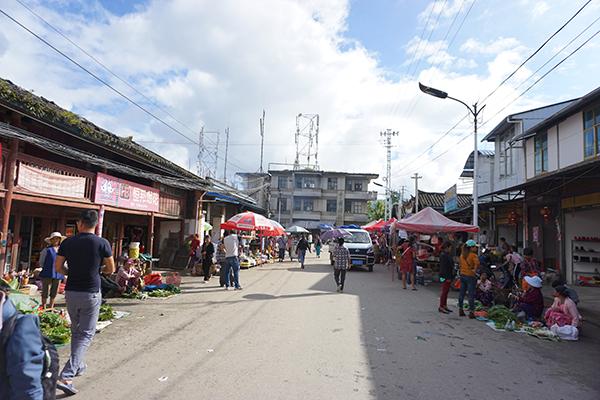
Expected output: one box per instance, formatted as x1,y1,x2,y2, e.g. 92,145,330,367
394,207,479,234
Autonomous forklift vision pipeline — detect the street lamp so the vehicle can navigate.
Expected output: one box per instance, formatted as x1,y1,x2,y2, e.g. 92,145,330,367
418,82,485,231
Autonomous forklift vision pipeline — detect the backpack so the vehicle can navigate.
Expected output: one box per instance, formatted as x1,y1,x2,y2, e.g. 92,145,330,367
0,313,59,400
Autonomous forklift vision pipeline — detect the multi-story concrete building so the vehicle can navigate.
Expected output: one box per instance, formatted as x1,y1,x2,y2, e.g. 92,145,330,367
238,169,378,228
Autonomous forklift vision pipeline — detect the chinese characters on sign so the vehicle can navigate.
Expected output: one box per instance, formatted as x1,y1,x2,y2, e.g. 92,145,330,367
17,162,87,199
94,173,159,212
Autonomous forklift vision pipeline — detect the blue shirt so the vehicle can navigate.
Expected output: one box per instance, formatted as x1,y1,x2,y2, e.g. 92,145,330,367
39,247,64,280
58,233,112,293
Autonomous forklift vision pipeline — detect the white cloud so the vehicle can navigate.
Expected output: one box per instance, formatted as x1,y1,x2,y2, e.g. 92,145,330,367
0,0,589,196
532,1,550,17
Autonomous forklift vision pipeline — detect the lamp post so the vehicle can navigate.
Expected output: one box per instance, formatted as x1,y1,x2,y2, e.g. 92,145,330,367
418,83,485,231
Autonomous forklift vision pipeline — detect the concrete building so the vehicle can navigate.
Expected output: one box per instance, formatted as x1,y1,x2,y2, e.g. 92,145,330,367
264,169,378,228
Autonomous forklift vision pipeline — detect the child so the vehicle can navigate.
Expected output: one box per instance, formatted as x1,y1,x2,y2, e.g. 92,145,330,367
117,258,142,292
476,272,494,306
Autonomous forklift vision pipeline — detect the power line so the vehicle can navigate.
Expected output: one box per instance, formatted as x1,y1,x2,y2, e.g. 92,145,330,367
0,7,198,146
481,27,600,128
479,0,592,104
446,0,477,50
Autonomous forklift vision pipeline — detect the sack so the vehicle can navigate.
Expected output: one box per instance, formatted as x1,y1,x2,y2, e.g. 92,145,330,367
1,313,59,400
550,324,579,341
143,273,163,286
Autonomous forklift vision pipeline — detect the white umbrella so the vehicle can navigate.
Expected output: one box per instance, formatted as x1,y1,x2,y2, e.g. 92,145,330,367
285,225,309,234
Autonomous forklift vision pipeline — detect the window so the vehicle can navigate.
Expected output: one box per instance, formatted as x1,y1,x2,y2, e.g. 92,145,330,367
278,198,287,212
327,177,338,190
345,180,353,191
354,181,363,191
294,198,313,211
534,132,548,175
499,134,513,177
326,199,337,212
302,199,314,211
344,200,351,213
295,176,317,189
583,106,600,158
352,201,364,214
278,176,287,189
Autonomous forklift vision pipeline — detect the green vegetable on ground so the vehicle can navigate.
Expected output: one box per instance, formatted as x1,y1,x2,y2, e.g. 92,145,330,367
98,304,115,321
487,305,517,329
39,311,70,345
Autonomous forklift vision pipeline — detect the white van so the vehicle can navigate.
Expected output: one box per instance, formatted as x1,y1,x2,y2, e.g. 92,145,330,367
329,228,375,272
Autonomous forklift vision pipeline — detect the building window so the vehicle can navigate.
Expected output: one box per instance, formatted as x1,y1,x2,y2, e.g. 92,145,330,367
352,201,364,214
278,198,287,212
344,200,351,213
303,199,314,211
354,181,363,191
534,132,548,175
499,134,513,178
326,199,337,212
345,180,353,191
293,198,301,211
295,176,317,189
327,178,338,190
278,176,287,189
583,107,600,158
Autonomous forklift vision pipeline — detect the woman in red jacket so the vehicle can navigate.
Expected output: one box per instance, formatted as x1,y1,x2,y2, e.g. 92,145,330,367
397,238,416,290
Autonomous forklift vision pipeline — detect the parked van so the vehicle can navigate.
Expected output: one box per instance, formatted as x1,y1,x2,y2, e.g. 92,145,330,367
329,228,375,271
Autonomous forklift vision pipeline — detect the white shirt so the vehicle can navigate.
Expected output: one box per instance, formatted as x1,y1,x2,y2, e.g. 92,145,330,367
223,234,239,258
479,234,488,245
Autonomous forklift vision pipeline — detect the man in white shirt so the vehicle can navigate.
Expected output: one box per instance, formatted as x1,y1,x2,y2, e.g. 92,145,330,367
223,231,242,290
479,230,488,249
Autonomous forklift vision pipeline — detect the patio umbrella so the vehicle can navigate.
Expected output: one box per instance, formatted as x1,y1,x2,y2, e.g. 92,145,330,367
318,223,334,231
320,228,351,242
203,221,213,231
224,211,275,231
285,225,309,234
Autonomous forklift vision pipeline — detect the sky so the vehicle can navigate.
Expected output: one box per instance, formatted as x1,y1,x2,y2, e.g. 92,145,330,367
1,0,599,198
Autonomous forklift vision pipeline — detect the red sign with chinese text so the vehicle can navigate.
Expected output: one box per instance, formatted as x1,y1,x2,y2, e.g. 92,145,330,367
94,173,159,212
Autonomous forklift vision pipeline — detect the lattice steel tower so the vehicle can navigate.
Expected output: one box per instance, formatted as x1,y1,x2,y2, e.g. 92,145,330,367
381,129,398,220
294,113,319,170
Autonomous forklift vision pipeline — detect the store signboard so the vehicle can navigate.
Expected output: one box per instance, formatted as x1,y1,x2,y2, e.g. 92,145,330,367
444,184,458,213
94,173,159,212
17,162,87,199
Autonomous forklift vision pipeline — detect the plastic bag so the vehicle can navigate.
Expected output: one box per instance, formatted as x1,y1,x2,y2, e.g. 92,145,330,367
550,324,579,341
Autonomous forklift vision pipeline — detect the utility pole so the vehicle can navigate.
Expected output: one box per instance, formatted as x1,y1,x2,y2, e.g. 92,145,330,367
259,110,265,173
223,127,229,183
380,129,398,220
197,126,204,177
399,185,406,218
411,173,422,213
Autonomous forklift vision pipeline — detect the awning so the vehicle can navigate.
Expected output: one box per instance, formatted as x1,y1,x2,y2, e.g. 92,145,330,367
205,191,240,204
394,207,479,234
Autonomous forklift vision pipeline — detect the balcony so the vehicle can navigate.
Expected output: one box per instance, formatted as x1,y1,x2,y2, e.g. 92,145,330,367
292,187,322,197
344,191,377,200
292,210,322,220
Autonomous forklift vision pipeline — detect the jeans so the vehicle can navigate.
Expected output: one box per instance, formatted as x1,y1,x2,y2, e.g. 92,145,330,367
439,279,452,308
458,276,476,311
334,269,347,290
202,258,212,281
224,256,240,288
278,248,286,261
298,250,307,267
61,291,101,380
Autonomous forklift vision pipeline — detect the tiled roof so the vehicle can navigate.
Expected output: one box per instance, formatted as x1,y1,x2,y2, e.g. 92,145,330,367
403,190,472,213
0,78,200,180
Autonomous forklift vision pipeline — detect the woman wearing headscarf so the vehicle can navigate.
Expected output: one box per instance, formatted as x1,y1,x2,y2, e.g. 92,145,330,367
39,231,66,309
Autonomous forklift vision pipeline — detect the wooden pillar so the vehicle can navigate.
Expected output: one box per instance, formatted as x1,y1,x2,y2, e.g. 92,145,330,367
149,212,155,256
117,220,125,259
2,138,19,272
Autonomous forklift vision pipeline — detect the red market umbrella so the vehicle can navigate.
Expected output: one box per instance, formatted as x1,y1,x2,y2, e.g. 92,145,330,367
394,207,479,234
222,212,285,236
363,218,396,232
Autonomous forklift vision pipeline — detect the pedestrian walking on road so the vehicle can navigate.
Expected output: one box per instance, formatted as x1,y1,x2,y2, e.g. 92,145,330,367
332,237,350,292
277,235,287,262
458,240,480,319
397,237,417,290
55,210,115,396
223,231,242,290
296,235,311,269
314,237,322,258
39,231,66,309
438,241,454,313
201,234,215,283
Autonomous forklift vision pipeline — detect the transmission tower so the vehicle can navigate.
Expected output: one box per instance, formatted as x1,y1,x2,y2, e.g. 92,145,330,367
381,129,398,220
294,113,319,170
197,127,220,178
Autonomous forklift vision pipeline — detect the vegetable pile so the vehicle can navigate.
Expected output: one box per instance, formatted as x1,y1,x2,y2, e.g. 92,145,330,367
487,305,517,329
147,284,181,298
39,312,70,345
98,304,115,321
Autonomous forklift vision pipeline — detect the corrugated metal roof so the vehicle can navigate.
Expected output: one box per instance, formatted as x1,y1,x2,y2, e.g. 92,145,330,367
402,190,472,213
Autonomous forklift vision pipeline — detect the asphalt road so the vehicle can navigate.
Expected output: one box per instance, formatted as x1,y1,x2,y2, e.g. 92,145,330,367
57,253,600,400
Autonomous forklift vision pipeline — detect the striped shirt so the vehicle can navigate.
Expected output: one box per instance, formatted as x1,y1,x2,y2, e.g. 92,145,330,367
333,245,351,270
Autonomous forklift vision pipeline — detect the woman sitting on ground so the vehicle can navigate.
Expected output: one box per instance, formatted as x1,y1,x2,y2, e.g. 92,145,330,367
544,285,582,328
512,275,544,320
476,272,494,307
117,258,142,293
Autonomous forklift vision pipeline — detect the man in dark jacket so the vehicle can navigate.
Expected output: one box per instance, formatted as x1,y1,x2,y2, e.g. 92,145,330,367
1,290,44,400
438,241,455,314
296,236,311,269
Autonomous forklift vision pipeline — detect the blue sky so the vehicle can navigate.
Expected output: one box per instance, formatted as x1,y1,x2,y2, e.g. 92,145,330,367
1,0,599,193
